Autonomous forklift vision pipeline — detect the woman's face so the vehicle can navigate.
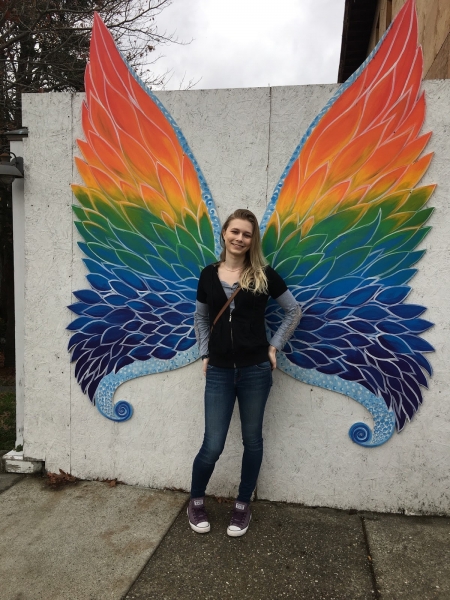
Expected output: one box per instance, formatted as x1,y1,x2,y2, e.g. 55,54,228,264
222,218,253,259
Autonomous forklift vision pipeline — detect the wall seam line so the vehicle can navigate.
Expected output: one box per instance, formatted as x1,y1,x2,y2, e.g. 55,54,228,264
265,86,272,207
69,92,74,475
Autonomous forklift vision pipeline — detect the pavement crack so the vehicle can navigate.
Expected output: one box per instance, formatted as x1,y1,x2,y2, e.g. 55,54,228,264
361,515,381,599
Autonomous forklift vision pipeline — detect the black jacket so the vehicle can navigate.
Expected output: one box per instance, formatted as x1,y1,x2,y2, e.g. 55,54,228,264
197,264,287,368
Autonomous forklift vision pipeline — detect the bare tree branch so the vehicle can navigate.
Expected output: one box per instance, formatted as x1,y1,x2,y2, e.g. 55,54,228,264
0,0,180,367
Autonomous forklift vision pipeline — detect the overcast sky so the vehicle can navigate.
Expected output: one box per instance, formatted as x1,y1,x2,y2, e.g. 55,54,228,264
149,0,347,90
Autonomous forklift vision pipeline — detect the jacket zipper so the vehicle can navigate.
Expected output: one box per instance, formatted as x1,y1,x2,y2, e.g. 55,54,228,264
230,311,236,367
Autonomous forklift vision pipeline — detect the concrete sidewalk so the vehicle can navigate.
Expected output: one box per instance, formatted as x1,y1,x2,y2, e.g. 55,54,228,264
0,474,448,600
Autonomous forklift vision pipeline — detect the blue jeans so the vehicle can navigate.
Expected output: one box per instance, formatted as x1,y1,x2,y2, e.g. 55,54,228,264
191,362,273,503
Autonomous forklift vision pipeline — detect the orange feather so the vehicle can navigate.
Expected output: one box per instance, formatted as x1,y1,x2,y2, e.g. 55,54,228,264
269,0,432,246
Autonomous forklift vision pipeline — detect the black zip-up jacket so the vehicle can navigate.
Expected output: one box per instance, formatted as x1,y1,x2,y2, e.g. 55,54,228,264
196,263,288,368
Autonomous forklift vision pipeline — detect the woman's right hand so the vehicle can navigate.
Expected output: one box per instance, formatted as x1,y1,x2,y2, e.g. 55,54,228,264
202,357,209,376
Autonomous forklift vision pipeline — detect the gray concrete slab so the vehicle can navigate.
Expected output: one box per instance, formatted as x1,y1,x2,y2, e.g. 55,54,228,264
365,513,450,599
0,472,24,493
126,498,375,600
0,477,187,600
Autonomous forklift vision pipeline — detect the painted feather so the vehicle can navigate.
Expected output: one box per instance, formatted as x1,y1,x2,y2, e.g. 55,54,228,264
261,0,434,441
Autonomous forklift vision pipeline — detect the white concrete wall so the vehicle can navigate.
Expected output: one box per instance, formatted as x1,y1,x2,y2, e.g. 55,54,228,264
11,139,25,448
21,81,450,514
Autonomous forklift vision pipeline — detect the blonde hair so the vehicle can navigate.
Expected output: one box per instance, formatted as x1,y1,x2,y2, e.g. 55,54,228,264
220,209,268,294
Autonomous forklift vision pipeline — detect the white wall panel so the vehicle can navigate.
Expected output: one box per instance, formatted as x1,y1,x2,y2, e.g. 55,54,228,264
21,81,450,513
22,94,73,472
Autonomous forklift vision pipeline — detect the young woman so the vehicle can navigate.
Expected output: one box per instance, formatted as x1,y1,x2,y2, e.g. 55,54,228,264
188,208,301,537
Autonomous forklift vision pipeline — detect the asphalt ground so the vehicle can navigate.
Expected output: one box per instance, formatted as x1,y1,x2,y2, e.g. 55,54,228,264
0,473,449,600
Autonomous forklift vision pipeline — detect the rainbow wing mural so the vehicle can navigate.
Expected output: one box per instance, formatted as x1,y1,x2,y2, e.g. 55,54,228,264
68,0,434,445
68,13,221,421
261,0,434,445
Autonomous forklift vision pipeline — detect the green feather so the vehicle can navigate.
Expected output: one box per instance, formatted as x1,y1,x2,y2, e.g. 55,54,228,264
89,192,130,230
111,226,156,257
402,207,434,229
183,211,202,245
274,231,302,265
400,186,434,212
75,221,98,245
176,225,204,265
153,244,179,265
199,211,215,251
72,186,95,210
115,249,155,276
262,220,278,259
154,223,179,249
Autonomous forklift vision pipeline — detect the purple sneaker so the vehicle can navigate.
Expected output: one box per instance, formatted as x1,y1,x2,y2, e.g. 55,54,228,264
187,497,210,533
227,500,252,537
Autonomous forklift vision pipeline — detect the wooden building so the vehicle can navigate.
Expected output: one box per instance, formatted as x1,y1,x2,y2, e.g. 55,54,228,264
338,0,450,82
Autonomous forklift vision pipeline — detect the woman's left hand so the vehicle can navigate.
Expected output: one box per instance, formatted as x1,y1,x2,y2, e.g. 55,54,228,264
202,357,209,377
268,345,277,371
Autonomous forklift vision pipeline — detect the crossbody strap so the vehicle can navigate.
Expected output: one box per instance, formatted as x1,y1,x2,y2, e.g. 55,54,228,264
210,287,241,332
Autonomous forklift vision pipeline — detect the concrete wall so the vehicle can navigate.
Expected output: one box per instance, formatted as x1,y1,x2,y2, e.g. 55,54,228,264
369,0,450,79
11,139,25,448
21,81,450,514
